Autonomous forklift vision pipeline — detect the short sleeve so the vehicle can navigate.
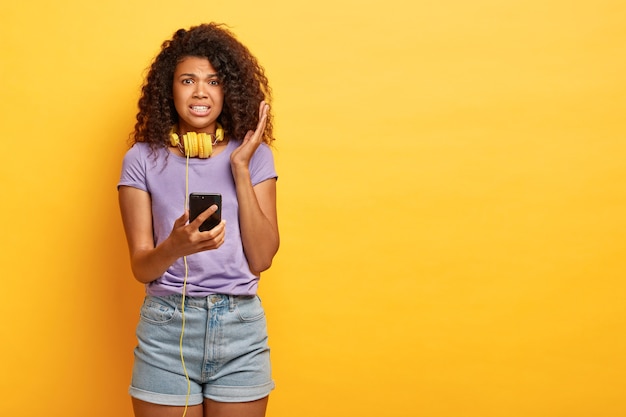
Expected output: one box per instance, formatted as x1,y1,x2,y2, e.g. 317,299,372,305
118,143,149,192
249,143,278,186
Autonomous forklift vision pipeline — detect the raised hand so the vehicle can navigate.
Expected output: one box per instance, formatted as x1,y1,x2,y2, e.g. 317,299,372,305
230,100,269,171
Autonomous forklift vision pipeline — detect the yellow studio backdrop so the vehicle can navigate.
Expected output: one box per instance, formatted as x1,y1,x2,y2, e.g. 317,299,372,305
1,0,624,416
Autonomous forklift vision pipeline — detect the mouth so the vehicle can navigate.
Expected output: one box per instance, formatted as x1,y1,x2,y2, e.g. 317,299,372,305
190,105,210,115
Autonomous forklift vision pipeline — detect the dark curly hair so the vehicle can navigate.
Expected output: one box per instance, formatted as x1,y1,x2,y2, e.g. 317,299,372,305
132,23,273,150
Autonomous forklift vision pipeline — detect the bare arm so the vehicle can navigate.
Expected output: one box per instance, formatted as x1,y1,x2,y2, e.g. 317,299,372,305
230,101,280,274
234,174,279,275
118,185,226,283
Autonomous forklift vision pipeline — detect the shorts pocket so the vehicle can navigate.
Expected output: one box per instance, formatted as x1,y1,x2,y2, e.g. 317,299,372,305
139,296,178,325
235,296,265,323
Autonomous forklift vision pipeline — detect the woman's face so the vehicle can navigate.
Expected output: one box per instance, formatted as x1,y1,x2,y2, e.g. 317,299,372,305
172,56,224,134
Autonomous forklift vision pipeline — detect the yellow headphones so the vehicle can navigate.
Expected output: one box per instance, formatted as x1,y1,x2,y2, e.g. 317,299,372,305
170,123,225,158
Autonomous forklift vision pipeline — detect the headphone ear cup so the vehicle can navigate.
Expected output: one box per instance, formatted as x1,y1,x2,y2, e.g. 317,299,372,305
215,125,224,142
197,133,205,157
198,133,213,158
184,132,199,157
170,131,180,147
182,133,189,156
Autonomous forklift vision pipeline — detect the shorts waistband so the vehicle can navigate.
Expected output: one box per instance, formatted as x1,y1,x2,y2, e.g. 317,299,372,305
154,293,255,310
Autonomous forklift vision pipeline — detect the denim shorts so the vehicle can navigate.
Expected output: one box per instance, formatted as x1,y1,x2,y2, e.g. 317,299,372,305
129,294,274,405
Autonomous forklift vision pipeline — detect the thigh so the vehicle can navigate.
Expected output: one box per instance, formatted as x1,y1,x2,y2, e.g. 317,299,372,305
203,397,268,417
132,398,203,417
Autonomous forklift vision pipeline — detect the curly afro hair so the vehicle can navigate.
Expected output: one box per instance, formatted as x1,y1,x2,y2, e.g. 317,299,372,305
132,23,273,151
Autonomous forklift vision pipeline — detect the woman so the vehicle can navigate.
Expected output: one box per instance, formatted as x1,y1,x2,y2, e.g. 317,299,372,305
118,23,279,417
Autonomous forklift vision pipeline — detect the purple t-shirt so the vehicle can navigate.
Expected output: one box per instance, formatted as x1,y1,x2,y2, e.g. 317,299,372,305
118,140,277,296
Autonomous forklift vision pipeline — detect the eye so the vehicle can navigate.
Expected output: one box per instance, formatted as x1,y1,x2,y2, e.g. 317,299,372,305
209,79,220,86
182,78,194,85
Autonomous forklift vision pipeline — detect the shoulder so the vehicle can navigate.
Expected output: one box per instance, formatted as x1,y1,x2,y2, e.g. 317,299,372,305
119,143,153,190
123,142,150,159
122,142,169,167
120,143,166,178
251,143,275,162
249,143,277,184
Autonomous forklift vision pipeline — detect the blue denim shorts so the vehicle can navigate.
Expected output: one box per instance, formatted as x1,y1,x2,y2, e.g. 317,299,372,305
129,294,274,405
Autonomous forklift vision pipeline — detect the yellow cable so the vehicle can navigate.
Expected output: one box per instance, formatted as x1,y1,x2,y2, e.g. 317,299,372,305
179,151,191,417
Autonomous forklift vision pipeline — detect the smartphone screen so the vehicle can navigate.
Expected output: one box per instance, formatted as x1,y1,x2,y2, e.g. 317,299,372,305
189,193,222,232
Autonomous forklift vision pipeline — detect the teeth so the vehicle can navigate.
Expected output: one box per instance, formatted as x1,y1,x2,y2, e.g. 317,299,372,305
192,106,208,111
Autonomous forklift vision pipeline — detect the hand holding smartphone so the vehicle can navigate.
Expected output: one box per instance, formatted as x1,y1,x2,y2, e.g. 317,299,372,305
189,193,222,232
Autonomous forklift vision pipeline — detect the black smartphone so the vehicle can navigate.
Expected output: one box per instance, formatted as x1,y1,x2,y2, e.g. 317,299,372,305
189,193,222,232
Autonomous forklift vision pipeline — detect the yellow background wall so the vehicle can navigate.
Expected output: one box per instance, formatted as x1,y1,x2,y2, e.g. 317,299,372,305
1,1,624,416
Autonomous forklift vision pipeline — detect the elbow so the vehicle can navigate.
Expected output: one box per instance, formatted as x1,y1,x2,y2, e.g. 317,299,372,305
249,258,273,275
248,244,279,275
131,264,159,284
132,271,153,284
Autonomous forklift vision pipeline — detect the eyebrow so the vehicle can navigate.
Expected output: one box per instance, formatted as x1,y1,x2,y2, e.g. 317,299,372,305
177,73,219,78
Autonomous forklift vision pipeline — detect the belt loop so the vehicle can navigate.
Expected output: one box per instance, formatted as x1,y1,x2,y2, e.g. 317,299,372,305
229,295,235,312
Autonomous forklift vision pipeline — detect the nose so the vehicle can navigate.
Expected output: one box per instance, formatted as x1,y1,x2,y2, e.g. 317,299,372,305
193,84,208,98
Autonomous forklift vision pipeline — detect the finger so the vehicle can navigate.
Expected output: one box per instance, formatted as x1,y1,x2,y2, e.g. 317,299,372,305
243,130,254,143
259,100,269,120
258,102,268,125
253,110,268,140
207,219,226,233
204,219,226,234
197,220,227,249
213,229,226,248
190,204,218,227
176,210,190,227
212,221,227,244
